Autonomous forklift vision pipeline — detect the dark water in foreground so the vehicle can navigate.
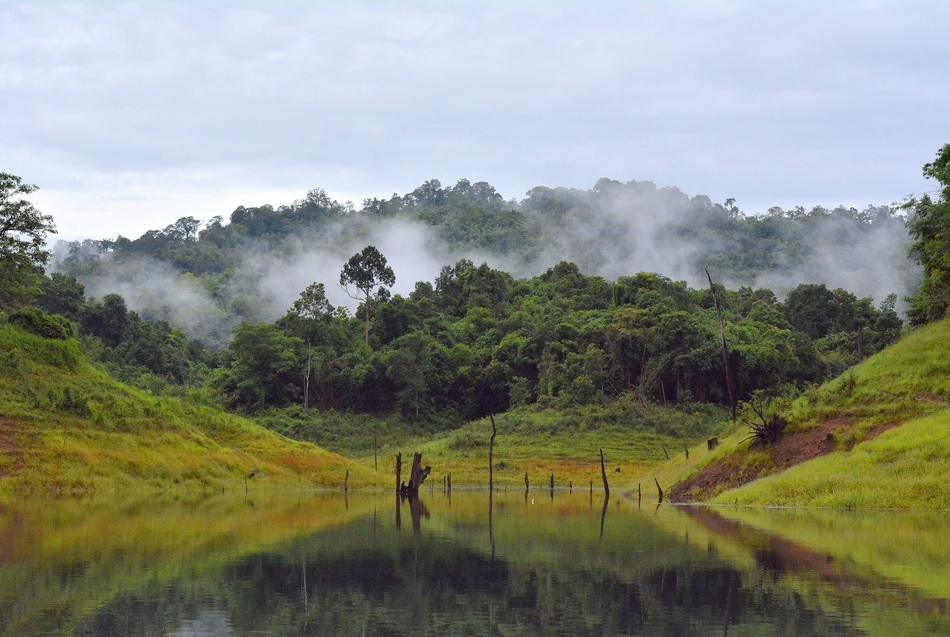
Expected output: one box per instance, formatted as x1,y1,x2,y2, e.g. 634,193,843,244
0,490,946,636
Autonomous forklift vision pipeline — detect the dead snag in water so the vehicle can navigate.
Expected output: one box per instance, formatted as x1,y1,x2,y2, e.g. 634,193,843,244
488,414,497,492
549,473,554,491
683,445,689,459
663,447,670,460
706,267,736,422
524,472,529,491
654,477,664,503
599,448,610,497
398,452,431,495
344,469,349,492
395,453,402,494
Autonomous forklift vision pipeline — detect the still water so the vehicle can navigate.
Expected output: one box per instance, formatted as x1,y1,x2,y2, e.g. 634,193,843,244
0,489,946,636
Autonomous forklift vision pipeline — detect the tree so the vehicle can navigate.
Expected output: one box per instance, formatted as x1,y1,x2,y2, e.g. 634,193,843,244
784,284,836,338
340,245,395,345
216,323,303,410
906,143,950,324
0,173,56,306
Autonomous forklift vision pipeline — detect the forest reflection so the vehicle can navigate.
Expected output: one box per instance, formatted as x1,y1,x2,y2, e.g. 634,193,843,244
0,491,945,636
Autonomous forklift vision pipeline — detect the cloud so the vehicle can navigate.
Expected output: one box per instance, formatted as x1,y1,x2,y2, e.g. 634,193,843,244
4,0,948,241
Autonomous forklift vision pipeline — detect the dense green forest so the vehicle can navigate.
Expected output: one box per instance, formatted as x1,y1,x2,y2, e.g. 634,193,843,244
1,144,947,435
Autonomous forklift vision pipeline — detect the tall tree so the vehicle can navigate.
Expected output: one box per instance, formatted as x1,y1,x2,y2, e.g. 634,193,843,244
0,173,56,305
906,143,950,325
340,245,395,345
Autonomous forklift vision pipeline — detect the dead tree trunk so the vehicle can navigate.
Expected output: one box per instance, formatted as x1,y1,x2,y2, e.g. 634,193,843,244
303,341,312,409
524,472,529,491
401,452,431,494
599,448,610,497
344,469,349,492
394,453,402,494
654,477,664,503
705,268,736,422
488,414,497,492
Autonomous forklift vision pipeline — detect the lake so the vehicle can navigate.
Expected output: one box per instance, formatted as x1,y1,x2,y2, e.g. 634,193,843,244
0,489,946,636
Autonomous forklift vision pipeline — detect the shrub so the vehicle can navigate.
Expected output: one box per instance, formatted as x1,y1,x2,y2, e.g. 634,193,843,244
8,308,75,340
57,386,92,417
739,392,789,446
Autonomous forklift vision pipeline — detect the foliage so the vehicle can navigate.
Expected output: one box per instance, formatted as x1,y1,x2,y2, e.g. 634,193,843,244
8,307,74,340
738,392,789,445
0,173,55,306
906,144,950,325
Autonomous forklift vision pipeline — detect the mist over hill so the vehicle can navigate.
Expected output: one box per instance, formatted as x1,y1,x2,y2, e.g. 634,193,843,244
54,177,917,343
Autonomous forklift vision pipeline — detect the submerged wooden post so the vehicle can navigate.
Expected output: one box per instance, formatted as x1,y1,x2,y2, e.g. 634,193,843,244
599,448,610,497
549,473,554,491
344,469,349,492
706,267,736,422
638,482,642,505
395,453,402,494
654,477,664,503
447,473,452,493
569,480,573,492
489,414,497,493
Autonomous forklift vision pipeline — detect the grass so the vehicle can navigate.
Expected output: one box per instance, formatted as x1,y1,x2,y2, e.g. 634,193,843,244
714,410,950,508
384,399,728,486
668,319,950,508
0,323,387,494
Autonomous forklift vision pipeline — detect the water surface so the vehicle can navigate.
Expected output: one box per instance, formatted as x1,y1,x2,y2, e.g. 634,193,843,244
0,490,946,636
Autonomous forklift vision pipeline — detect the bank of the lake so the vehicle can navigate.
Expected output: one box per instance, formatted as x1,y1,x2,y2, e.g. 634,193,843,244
664,318,950,509
0,323,387,495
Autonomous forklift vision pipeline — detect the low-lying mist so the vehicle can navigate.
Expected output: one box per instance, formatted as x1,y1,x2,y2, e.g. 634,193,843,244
55,178,920,344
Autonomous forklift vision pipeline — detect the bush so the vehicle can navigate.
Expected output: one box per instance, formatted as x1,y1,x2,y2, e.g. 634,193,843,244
57,386,92,417
8,308,75,340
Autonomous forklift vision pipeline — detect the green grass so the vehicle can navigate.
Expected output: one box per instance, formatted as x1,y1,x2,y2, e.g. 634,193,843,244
0,323,386,494
386,399,728,486
714,410,950,508
670,319,950,508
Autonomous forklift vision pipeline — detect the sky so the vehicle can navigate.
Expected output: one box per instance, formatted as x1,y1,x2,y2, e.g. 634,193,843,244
3,0,949,240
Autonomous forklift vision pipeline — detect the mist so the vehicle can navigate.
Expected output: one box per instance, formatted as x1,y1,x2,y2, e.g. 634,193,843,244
55,178,920,344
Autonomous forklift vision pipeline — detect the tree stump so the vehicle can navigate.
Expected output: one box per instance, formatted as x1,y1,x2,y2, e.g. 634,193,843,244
399,452,431,495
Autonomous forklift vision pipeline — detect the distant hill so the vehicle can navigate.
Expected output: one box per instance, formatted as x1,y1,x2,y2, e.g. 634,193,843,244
54,178,917,343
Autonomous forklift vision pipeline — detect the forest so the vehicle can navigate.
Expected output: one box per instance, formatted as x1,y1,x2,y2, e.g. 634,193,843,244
7,146,950,435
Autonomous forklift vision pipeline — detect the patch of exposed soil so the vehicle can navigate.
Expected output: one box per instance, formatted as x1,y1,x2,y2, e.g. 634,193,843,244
670,417,851,502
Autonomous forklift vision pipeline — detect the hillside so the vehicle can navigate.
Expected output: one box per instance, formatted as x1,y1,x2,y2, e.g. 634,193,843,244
666,319,950,509
0,323,386,494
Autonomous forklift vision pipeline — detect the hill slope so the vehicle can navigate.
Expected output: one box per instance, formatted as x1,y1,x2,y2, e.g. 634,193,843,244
668,319,950,508
0,323,385,494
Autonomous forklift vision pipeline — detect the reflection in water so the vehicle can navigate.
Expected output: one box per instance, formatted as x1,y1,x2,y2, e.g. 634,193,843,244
0,492,946,636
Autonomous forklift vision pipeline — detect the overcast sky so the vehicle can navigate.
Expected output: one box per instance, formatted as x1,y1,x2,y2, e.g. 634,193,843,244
3,0,948,240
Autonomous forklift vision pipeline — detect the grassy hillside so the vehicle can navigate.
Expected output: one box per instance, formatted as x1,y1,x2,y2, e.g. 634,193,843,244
390,400,727,486
0,323,386,494
667,319,950,508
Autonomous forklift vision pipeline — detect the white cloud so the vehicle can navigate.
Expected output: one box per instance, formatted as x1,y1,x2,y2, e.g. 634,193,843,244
2,0,948,238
